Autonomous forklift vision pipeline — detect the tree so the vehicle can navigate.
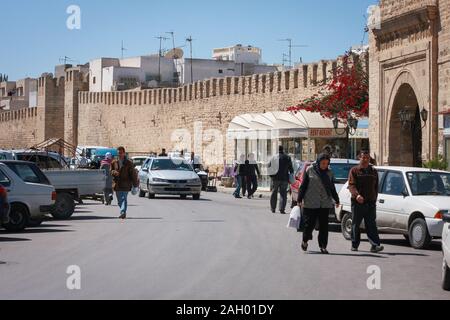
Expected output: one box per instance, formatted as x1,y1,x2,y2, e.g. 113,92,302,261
287,51,369,123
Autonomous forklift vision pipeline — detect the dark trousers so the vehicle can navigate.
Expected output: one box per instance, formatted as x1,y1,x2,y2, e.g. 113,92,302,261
242,176,248,196
351,201,381,248
246,175,258,197
302,208,329,249
271,180,289,212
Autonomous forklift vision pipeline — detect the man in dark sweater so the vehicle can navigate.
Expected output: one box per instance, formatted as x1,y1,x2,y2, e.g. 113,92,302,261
348,150,384,253
269,146,294,214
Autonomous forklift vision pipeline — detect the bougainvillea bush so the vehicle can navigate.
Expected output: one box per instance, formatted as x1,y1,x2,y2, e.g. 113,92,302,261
287,51,369,123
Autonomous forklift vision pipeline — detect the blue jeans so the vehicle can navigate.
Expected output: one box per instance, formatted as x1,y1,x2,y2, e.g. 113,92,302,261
116,191,129,215
233,176,242,196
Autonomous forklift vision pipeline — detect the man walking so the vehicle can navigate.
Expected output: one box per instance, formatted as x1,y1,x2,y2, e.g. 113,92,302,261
159,149,168,157
246,153,261,199
233,154,246,199
111,147,139,219
348,150,384,253
269,146,294,214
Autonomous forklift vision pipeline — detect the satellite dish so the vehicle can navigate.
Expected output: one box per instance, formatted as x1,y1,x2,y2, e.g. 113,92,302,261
165,48,184,59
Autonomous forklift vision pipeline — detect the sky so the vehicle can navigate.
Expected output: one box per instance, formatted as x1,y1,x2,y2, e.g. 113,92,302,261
1,0,377,81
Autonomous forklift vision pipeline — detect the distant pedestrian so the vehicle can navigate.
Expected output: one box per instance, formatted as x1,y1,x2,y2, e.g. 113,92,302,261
297,153,340,254
233,154,246,199
159,149,168,157
246,153,261,199
100,152,114,205
269,146,294,214
348,150,384,253
111,147,139,219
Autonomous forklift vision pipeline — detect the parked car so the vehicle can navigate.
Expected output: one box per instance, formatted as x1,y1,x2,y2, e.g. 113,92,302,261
442,212,450,291
0,161,56,231
138,157,202,200
290,159,359,222
337,166,450,249
132,156,148,172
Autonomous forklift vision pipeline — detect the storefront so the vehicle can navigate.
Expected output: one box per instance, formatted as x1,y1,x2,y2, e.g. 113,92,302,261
227,111,369,188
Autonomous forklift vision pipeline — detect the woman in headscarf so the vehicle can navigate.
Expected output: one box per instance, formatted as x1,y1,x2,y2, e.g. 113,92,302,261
101,152,114,205
297,153,340,254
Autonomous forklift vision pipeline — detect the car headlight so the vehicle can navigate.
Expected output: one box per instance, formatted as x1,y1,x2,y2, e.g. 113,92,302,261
190,178,201,183
153,178,168,183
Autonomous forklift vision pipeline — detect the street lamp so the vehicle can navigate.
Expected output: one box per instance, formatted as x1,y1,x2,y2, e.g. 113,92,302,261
332,113,359,158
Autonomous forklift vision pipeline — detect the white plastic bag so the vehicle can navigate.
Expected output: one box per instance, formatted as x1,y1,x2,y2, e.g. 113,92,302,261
131,187,139,196
287,206,301,229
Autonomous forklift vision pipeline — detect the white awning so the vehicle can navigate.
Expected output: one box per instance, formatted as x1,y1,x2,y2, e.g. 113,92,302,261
227,111,356,140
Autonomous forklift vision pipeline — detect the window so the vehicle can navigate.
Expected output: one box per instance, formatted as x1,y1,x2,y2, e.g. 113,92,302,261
406,171,450,196
377,170,386,193
6,163,42,184
151,159,192,171
329,163,357,183
382,171,406,196
218,69,223,74
0,169,11,187
93,77,96,84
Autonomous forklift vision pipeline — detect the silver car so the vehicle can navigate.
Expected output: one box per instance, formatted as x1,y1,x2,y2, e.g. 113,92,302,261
138,157,202,200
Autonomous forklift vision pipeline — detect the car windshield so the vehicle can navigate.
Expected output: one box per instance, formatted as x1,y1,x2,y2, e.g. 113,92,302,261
407,171,450,196
133,158,146,166
151,159,193,171
329,163,357,183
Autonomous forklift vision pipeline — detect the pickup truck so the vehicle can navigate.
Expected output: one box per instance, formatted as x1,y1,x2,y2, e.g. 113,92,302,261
43,169,106,219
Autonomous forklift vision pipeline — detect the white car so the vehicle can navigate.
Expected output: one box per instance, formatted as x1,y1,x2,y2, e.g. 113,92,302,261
0,161,56,231
132,156,149,172
337,166,450,249
138,157,202,200
442,212,450,290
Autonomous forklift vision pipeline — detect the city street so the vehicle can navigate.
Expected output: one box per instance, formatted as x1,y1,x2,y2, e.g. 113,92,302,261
0,192,449,300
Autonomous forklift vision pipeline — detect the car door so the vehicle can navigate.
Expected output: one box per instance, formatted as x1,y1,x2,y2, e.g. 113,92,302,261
139,159,150,189
377,170,409,232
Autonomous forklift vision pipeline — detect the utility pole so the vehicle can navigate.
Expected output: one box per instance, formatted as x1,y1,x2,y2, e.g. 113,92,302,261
156,35,169,83
277,38,308,68
186,36,194,83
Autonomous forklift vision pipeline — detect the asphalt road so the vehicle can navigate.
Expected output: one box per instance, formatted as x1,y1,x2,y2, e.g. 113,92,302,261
0,192,449,300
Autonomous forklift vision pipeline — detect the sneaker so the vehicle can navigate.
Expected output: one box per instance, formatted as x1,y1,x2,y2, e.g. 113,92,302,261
320,248,329,255
271,209,276,213
351,247,359,252
301,241,308,252
280,210,286,215
119,213,127,219
370,245,384,253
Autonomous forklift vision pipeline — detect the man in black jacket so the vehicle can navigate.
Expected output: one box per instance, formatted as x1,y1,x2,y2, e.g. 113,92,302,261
246,153,261,199
269,146,294,214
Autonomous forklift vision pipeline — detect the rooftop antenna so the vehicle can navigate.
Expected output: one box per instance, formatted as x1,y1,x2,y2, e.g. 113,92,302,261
282,53,289,67
186,36,195,83
121,40,128,59
166,31,180,84
155,35,169,82
277,38,308,68
59,56,76,65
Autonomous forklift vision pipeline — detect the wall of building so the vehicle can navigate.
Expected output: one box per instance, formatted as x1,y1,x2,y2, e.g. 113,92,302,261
0,107,44,149
77,56,356,167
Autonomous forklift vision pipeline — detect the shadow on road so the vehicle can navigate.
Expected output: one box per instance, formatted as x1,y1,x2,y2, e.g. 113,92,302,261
0,229,73,235
69,216,119,221
307,251,388,258
0,236,31,242
149,196,212,202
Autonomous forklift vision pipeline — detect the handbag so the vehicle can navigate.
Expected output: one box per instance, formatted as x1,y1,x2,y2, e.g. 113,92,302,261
287,206,301,229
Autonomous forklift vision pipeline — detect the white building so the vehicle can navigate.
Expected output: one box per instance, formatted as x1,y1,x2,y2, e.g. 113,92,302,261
89,44,277,91
0,78,37,110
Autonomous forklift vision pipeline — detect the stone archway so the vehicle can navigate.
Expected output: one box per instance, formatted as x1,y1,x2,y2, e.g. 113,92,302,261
388,83,423,167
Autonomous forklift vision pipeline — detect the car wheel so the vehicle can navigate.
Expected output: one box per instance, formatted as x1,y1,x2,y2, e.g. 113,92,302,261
139,189,146,198
341,212,352,241
51,193,75,220
3,204,29,232
442,257,450,291
193,194,200,200
408,218,432,249
27,217,44,227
